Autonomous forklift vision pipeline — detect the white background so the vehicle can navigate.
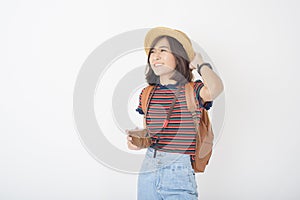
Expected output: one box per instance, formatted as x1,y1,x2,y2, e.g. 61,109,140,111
1,0,300,199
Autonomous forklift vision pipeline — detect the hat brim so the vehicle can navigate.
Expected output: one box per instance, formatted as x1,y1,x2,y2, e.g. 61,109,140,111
144,27,195,62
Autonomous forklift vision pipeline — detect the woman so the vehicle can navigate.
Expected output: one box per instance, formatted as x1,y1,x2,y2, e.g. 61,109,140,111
127,27,224,200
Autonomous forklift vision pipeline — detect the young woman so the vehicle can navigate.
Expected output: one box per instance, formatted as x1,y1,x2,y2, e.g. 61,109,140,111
127,27,224,200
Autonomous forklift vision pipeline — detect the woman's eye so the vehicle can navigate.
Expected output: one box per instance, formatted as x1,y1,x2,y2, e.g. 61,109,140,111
150,49,167,53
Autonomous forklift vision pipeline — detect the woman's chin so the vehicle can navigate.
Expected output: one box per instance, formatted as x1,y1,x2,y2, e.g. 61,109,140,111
153,72,160,76
153,70,170,77
152,70,162,76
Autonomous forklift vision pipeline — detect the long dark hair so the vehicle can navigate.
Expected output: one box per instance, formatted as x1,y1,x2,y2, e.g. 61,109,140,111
145,35,193,85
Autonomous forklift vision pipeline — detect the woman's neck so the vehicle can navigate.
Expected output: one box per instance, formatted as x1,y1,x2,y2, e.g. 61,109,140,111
159,76,177,85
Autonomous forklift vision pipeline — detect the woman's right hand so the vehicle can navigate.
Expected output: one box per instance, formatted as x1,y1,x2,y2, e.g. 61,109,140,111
126,129,142,150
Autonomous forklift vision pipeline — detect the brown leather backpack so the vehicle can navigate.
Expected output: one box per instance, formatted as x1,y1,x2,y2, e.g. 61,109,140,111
141,82,214,173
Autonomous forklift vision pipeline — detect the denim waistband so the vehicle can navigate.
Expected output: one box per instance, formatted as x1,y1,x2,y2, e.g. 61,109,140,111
139,147,193,174
146,147,191,165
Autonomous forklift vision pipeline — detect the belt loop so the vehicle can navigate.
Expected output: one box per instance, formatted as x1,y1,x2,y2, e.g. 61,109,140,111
153,149,157,158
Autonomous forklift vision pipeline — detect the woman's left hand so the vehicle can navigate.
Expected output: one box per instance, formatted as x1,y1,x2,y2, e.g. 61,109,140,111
189,52,204,70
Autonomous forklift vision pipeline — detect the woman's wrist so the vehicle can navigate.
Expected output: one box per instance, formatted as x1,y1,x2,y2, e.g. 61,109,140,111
197,63,213,76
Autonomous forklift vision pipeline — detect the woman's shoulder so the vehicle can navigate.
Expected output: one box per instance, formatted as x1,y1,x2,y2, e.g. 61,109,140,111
189,80,213,110
193,79,204,86
140,84,156,93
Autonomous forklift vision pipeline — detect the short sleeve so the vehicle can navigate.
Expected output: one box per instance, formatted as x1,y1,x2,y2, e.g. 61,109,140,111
135,87,146,115
194,80,213,110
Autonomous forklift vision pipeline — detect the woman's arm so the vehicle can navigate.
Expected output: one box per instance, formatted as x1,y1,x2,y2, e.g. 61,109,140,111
190,53,224,102
199,64,224,102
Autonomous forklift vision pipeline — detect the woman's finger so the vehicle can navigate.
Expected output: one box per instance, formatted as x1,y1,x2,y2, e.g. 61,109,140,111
127,140,140,150
127,135,132,141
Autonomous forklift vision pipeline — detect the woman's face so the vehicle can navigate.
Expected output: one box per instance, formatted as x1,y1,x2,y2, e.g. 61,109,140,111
149,37,177,77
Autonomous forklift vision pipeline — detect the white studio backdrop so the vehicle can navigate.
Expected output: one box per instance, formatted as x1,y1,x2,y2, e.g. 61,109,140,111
1,0,300,199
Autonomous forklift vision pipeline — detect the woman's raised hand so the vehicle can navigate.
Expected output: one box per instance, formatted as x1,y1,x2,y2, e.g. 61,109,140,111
189,52,204,70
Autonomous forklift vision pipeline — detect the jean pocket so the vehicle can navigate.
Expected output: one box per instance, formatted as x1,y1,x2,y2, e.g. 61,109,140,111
159,165,195,192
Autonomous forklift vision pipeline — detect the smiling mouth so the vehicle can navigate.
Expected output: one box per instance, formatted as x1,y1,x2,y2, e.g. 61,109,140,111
153,63,164,67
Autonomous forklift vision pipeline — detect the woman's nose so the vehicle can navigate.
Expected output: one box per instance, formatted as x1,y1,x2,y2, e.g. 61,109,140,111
152,52,161,61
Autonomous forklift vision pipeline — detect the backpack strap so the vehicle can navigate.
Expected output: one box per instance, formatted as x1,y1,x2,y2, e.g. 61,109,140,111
185,82,198,116
185,82,201,133
185,82,213,155
185,82,211,139
141,85,155,114
141,85,155,128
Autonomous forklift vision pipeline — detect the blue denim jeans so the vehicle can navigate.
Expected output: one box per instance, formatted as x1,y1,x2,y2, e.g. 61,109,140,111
137,147,198,200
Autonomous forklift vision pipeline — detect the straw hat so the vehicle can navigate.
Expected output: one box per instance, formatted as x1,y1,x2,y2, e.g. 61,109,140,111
144,26,195,61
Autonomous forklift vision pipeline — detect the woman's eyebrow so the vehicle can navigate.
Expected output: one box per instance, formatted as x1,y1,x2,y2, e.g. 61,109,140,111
158,46,169,49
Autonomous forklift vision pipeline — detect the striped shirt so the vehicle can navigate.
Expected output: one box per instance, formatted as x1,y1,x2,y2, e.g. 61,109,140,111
136,80,213,155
